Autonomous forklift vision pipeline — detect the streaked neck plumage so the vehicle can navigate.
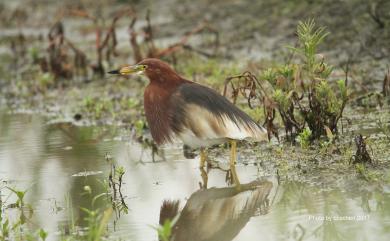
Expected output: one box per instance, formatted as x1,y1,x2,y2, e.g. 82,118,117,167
142,66,190,145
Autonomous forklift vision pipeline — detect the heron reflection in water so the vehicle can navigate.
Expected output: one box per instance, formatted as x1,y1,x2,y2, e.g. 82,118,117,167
159,178,273,241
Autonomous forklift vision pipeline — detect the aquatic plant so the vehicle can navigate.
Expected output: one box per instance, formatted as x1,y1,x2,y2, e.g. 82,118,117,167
225,20,349,142
355,163,381,182
0,156,129,241
0,185,47,241
296,127,312,149
82,96,114,119
80,205,113,241
151,215,179,241
38,228,48,241
6,186,27,208
105,154,129,219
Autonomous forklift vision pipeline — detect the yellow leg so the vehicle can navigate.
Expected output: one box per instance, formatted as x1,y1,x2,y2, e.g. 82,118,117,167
230,140,237,166
199,148,208,189
229,140,241,186
199,148,207,168
199,167,208,189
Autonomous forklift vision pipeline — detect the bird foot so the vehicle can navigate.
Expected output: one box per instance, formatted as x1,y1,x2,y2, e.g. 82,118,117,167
229,164,241,186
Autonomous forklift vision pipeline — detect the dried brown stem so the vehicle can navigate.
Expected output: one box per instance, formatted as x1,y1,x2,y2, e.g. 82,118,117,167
154,22,219,58
223,71,277,140
383,68,390,97
352,134,373,164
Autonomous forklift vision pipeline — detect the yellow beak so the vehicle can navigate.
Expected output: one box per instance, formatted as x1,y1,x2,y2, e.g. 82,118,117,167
107,65,146,75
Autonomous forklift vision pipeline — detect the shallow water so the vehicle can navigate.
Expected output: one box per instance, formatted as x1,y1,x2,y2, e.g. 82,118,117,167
0,112,389,241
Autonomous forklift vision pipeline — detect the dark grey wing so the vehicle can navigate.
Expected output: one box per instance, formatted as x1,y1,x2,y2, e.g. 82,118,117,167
169,83,267,141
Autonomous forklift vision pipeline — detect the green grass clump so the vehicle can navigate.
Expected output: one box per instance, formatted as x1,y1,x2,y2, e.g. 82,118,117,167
269,20,349,140
297,127,312,149
177,56,240,89
355,163,382,182
82,96,114,119
227,20,349,142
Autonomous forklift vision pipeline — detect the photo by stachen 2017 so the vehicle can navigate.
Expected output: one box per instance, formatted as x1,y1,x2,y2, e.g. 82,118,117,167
0,0,389,240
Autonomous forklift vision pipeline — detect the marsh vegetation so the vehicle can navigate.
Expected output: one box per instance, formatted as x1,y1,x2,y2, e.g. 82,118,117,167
1,0,390,240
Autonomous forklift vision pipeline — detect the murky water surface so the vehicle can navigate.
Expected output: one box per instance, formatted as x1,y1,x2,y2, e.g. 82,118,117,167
0,113,389,241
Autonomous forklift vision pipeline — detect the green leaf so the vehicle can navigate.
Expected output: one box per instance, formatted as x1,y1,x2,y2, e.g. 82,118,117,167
38,228,48,241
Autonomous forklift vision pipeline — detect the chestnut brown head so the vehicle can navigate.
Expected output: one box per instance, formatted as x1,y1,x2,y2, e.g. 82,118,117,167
108,58,182,83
